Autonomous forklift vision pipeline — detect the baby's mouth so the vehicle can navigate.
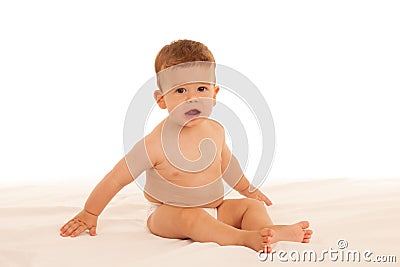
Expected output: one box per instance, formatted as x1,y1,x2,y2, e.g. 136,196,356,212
185,109,201,116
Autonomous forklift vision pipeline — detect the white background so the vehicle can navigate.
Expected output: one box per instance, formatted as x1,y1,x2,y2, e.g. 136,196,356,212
1,0,399,186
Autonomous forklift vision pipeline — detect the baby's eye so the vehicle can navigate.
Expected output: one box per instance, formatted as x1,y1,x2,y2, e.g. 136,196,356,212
176,88,186,94
197,86,207,92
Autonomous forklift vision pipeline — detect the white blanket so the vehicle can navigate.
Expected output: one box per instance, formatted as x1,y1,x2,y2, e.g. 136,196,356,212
1,178,399,266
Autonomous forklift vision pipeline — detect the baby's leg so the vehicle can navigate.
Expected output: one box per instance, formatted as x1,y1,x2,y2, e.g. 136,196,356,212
147,204,274,252
218,198,313,243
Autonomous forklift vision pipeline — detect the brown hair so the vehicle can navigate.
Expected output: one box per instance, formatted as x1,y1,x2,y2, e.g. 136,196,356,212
154,39,215,73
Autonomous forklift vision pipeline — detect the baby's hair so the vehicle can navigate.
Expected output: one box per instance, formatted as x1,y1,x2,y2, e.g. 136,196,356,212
154,39,215,73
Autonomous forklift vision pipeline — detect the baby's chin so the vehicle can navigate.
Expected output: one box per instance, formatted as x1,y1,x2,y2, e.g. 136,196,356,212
167,114,209,128
183,117,208,127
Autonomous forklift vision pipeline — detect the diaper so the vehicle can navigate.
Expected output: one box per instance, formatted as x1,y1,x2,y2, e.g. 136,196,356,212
146,202,218,221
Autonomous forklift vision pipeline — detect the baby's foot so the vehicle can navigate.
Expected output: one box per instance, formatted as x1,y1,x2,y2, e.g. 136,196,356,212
270,221,313,243
242,228,275,253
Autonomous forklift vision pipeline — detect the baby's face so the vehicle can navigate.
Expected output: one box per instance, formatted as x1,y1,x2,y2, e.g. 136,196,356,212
156,82,219,127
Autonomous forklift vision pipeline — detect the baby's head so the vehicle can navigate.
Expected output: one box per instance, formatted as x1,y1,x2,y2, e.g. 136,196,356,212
154,40,219,127
154,39,215,73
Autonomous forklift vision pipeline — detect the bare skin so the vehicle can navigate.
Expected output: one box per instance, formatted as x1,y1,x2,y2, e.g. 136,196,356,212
60,82,313,253
147,198,312,253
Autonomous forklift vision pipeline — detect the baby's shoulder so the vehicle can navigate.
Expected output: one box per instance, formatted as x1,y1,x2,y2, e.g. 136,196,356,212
145,120,163,141
208,119,225,134
143,127,161,147
140,130,163,165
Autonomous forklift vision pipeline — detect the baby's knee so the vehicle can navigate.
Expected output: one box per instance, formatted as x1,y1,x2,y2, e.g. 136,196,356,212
243,198,265,209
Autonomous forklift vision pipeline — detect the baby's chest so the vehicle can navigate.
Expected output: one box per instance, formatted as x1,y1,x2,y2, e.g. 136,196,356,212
154,147,222,184
158,147,222,171
150,128,224,183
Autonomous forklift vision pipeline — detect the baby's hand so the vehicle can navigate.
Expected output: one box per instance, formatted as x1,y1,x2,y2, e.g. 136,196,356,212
243,188,273,206
60,209,98,238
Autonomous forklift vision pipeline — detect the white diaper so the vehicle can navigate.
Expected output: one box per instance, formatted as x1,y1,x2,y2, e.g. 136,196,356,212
146,202,218,221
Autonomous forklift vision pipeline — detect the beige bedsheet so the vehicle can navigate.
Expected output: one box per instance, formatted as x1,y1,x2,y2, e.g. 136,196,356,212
1,178,399,266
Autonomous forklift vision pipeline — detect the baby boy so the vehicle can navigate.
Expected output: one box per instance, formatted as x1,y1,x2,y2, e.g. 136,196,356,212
60,39,312,253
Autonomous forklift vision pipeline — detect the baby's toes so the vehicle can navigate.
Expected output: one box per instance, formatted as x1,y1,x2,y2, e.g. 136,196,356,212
260,228,275,239
298,221,310,229
259,228,274,253
263,243,272,253
304,230,313,238
302,235,312,243
262,235,272,244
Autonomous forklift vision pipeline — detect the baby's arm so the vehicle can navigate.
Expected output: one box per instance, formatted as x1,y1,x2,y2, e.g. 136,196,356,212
86,157,135,215
60,157,132,237
221,142,272,206
60,138,152,237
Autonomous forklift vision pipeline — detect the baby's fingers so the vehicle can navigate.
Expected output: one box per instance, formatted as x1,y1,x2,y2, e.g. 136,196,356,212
70,225,87,237
60,219,88,237
60,219,76,236
60,222,79,237
89,226,97,236
263,196,273,206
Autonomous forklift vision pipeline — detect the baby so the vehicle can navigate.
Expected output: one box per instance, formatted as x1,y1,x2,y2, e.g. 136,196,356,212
60,39,312,253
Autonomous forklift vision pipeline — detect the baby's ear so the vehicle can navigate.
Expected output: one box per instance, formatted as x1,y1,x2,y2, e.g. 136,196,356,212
154,90,167,109
213,86,220,106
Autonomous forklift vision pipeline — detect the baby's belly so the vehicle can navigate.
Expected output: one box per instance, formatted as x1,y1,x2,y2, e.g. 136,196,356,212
143,168,225,207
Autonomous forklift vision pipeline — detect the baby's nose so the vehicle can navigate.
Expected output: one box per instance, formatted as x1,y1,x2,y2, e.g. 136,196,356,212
186,97,198,103
186,91,199,102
